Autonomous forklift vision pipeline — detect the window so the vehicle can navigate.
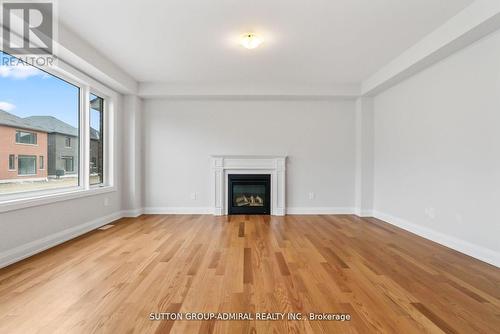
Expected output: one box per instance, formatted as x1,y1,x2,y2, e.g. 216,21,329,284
62,156,74,172
0,51,80,195
90,94,104,185
0,50,113,204
18,156,36,175
16,131,37,145
9,155,15,170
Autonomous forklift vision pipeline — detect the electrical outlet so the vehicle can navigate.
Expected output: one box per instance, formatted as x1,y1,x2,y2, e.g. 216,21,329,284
104,197,109,207
190,192,197,200
425,207,435,219
308,192,315,200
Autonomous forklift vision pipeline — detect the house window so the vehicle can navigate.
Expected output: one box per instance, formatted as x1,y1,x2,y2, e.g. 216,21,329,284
65,137,71,148
39,156,44,169
16,131,37,145
8,155,15,170
18,155,37,175
62,156,74,172
90,94,104,185
90,157,97,173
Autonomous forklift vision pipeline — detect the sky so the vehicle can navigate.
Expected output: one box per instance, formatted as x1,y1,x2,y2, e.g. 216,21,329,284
0,51,101,130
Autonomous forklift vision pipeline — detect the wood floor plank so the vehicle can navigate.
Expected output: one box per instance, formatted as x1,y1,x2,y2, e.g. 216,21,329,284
0,214,499,334
275,252,291,276
411,302,458,334
243,248,253,284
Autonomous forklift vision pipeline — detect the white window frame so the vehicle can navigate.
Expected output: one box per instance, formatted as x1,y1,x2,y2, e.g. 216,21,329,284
0,55,117,213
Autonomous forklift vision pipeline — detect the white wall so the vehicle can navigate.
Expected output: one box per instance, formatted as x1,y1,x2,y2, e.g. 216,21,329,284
373,29,500,263
143,99,356,212
354,97,374,216
121,95,143,214
0,190,121,252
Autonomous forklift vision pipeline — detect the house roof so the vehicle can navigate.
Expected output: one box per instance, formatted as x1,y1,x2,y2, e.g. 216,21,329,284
0,110,47,132
0,109,100,139
24,116,78,137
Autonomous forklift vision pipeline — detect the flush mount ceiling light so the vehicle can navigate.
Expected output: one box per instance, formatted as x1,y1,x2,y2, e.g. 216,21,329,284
240,33,262,49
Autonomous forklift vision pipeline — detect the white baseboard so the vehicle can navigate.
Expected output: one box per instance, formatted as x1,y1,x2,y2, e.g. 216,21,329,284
372,211,500,268
121,208,144,217
0,211,123,269
354,209,374,217
143,207,212,214
286,207,355,215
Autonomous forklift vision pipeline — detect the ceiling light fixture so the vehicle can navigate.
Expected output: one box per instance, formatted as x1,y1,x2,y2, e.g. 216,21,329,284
240,33,262,49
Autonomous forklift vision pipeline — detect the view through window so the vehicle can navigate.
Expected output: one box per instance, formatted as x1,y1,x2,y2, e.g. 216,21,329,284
90,94,104,185
0,51,80,194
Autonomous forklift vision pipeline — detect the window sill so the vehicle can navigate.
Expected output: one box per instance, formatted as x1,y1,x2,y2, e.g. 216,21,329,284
0,186,116,213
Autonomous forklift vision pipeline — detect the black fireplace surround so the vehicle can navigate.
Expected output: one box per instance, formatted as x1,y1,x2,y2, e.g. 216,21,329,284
228,174,271,215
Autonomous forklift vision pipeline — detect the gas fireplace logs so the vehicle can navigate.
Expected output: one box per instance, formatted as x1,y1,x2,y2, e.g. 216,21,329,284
235,195,264,207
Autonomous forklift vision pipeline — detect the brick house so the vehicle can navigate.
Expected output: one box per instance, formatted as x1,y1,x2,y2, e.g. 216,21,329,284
0,111,48,182
1,110,101,184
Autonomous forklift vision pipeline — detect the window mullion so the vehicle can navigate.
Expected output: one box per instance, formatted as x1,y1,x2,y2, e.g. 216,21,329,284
105,99,113,187
81,86,90,190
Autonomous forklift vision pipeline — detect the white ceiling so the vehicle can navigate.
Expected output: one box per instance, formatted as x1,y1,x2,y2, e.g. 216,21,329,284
58,0,473,87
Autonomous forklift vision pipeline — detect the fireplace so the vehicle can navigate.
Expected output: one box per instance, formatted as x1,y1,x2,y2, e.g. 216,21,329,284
211,155,286,216
228,174,271,215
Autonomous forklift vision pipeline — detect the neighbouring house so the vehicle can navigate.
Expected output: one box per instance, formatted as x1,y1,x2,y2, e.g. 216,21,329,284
0,110,48,182
0,110,101,183
24,116,79,178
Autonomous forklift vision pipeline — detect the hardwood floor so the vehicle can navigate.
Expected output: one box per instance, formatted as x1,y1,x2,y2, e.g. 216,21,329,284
0,215,499,334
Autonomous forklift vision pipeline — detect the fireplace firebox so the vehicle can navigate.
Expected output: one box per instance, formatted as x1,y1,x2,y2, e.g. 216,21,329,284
228,174,271,215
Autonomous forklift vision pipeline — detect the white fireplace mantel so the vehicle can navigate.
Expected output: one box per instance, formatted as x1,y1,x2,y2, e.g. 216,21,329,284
210,155,286,216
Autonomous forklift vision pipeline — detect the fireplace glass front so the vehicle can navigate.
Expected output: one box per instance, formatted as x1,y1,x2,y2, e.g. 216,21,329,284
228,174,271,215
